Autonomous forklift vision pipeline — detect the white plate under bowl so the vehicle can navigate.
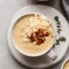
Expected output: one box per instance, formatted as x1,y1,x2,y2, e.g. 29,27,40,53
8,5,69,69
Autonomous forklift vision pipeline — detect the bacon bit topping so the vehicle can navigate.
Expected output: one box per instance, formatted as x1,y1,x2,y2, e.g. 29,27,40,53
29,33,36,42
36,38,44,45
29,28,49,45
37,29,44,37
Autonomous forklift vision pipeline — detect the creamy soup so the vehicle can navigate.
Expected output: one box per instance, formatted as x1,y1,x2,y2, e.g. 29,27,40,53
63,61,69,69
13,14,54,54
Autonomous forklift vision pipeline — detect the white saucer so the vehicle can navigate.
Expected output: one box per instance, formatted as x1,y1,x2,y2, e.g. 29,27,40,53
8,5,69,69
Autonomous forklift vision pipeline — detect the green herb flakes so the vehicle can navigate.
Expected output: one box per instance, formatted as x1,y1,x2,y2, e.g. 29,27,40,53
54,16,61,34
54,16,66,47
54,16,59,22
59,36,66,41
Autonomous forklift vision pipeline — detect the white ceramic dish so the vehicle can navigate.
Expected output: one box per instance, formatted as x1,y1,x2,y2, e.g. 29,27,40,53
10,12,56,58
61,57,69,69
8,5,69,68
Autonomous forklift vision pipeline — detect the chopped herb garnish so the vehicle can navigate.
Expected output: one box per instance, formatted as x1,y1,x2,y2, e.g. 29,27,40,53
57,21,61,25
57,29,62,34
54,16,59,22
54,16,66,47
59,36,66,41
54,36,66,46
56,25,61,28
54,16,61,34
55,39,60,45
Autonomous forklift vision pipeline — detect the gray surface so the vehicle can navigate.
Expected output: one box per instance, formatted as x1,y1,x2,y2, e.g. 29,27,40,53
0,0,69,69
62,0,69,20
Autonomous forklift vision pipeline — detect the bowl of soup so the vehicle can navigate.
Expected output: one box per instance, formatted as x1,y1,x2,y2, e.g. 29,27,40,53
9,12,55,57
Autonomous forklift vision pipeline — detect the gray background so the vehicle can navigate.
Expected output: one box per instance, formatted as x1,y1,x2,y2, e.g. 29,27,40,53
0,0,69,69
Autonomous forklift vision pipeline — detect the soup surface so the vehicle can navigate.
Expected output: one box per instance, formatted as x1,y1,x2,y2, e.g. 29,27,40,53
13,14,54,54
63,61,69,69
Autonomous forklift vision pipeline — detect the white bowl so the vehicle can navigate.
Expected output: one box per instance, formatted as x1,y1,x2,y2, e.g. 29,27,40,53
61,57,69,69
8,12,55,57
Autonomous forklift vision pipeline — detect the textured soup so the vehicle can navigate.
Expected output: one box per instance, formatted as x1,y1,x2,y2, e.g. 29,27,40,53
13,14,54,54
63,61,69,69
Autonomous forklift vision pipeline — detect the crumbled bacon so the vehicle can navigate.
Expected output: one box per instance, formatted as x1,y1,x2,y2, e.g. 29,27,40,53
29,28,49,45
36,29,44,37
29,33,36,42
36,38,44,45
